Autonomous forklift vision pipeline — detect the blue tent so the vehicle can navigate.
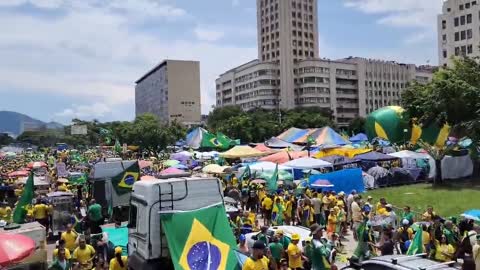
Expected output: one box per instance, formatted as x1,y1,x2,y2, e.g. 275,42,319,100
350,133,368,143
309,168,364,193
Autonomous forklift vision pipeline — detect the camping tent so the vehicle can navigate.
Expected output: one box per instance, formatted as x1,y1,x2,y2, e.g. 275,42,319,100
355,151,399,161
247,161,290,172
220,146,266,159
253,144,274,153
319,155,360,171
350,133,368,143
294,127,350,146
282,157,333,170
264,137,303,150
260,151,308,164
309,168,364,193
388,150,436,179
276,127,310,143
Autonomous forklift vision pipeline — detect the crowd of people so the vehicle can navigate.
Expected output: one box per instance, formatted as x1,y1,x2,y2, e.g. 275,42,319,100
226,179,480,270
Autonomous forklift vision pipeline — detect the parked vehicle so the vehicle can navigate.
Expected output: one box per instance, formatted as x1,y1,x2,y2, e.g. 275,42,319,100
342,254,460,270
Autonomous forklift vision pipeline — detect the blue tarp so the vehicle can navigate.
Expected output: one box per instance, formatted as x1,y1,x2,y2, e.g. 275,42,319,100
350,133,368,143
355,151,398,161
309,168,365,194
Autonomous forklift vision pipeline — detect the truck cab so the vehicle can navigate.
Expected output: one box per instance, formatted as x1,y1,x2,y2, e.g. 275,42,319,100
127,174,224,270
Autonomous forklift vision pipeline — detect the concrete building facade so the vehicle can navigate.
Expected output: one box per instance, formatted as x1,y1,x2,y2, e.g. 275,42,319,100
135,60,201,126
438,0,480,66
216,0,434,126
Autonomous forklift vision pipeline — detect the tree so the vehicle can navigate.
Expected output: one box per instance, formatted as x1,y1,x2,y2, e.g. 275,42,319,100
0,133,14,146
207,106,244,130
347,117,366,135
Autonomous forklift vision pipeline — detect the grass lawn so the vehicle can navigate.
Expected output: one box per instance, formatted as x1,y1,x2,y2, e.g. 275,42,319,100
365,182,480,218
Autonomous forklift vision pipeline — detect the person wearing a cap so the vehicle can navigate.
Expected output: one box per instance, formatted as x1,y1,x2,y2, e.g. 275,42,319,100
401,206,414,225
287,234,303,269
309,224,331,270
384,204,397,229
109,246,127,270
396,219,413,254
242,240,276,270
276,229,291,250
238,234,250,256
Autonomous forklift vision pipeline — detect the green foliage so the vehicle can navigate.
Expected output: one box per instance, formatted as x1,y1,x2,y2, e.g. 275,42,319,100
0,133,15,146
347,117,366,135
402,57,480,143
207,105,334,143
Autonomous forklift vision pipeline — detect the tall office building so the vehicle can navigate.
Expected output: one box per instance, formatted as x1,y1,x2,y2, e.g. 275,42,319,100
135,60,201,126
216,0,433,126
438,0,480,67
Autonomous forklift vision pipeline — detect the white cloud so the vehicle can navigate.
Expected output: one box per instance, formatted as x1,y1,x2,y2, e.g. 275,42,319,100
404,32,428,45
0,2,257,121
194,26,225,42
0,0,62,8
55,103,112,119
232,0,240,7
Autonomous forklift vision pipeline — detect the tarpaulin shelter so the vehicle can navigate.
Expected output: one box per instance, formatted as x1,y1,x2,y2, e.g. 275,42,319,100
253,144,274,152
319,155,360,171
170,151,192,161
220,146,266,159
259,151,308,164
277,128,310,143
388,150,436,179
314,147,371,159
282,157,333,170
264,137,303,150
247,161,290,172
355,151,399,171
350,133,368,143
294,127,350,146
202,164,231,174
160,167,185,175
309,168,365,193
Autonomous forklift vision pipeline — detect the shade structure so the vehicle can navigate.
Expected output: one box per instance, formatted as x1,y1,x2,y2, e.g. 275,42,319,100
251,179,266,184
264,137,303,150
140,175,156,181
350,133,368,143
310,179,334,188
0,234,36,267
388,150,436,179
202,164,230,174
162,160,180,167
258,170,294,181
294,127,350,146
7,171,30,178
170,151,192,161
138,160,153,169
315,147,371,159
219,146,265,159
160,167,185,175
27,161,47,169
260,151,308,164
247,161,291,172
277,127,310,143
254,144,273,152
171,164,188,170
461,209,480,221
355,151,399,161
282,157,332,170
319,155,358,166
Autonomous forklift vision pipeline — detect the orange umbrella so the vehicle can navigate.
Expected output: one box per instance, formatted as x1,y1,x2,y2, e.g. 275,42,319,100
0,234,36,267
259,151,308,164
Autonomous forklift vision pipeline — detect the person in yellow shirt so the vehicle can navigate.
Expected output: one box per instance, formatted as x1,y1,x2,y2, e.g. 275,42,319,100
262,195,273,226
421,206,436,222
434,235,454,262
305,188,312,198
376,198,387,215
0,202,12,221
52,239,71,260
109,247,127,270
284,196,293,225
33,200,50,229
322,191,331,221
287,234,303,269
327,208,338,235
73,235,95,270
61,223,78,252
243,241,276,270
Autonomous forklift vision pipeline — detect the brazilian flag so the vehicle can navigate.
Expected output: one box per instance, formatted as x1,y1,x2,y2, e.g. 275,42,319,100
160,204,237,270
111,162,140,194
12,173,34,224
407,227,424,255
201,131,222,149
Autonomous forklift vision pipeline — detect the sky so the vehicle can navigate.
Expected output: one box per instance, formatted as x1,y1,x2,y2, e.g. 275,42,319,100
0,0,443,124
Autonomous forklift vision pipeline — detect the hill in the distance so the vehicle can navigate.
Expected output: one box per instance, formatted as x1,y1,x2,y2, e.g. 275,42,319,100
0,111,63,137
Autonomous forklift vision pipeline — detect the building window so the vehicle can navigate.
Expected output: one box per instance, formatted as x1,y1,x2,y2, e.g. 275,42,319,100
461,30,466,40
461,45,467,55
467,29,473,39
466,2,471,8
467,14,472,23
455,32,460,41
443,20,447,29
473,1,477,5
454,17,459,27
460,4,464,10
461,15,466,25
443,34,447,41
468,44,473,54
443,50,447,58
448,7,451,12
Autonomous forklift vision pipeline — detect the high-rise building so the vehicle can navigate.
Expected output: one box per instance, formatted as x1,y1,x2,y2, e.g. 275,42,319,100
438,0,480,67
135,60,201,126
216,0,433,126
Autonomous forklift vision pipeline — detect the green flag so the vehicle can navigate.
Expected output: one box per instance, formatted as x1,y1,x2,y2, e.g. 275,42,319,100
114,139,122,154
111,162,140,194
68,173,87,185
240,165,251,182
266,164,278,194
216,132,232,150
12,173,34,224
407,227,424,255
201,131,221,149
353,221,369,260
160,204,237,270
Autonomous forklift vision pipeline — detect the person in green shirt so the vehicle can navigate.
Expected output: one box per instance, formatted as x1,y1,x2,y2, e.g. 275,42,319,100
443,220,458,248
303,238,314,269
276,230,291,250
268,235,284,264
257,226,268,245
50,248,72,270
401,206,414,225
309,224,330,270
87,199,103,234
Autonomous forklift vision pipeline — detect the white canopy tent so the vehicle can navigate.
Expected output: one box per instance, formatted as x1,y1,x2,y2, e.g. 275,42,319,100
388,150,436,179
282,157,333,170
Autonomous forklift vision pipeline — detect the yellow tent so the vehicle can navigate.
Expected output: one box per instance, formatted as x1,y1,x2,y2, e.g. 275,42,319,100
220,146,266,159
202,164,231,174
314,147,372,159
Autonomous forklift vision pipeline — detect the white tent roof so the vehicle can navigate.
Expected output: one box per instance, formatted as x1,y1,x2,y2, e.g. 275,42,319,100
248,161,291,172
282,157,333,169
388,150,436,179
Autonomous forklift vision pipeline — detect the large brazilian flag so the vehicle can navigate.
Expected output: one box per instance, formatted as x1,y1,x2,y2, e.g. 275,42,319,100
111,162,140,194
160,204,237,270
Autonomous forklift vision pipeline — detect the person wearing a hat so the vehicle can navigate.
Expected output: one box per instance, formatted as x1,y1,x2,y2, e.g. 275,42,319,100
396,219,413,254
242,240,276,270
238,234,250,256
276,229,291,250
287,233,303,269
109,246,127,270
309,224,331,270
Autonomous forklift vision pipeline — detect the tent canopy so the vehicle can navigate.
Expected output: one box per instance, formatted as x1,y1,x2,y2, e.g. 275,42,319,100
355,151,399,161
319,155,359,166
246,161,291,172
264,137,303,150
294,127,350,146
260,151,308,164
220,146,266,159
277,127,310,143
314,147,371,159
350,133,368,143
253,144,274,152
282,157,333,169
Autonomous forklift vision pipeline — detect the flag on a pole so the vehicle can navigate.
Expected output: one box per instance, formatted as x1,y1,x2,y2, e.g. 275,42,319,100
160,204,237,270
266,164,278,194
12,173,34,224
240,165,251,182
407,227,424,255
111,162,140,194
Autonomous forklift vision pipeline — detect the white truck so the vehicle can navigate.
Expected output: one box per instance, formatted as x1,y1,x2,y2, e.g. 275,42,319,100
127,173,225,270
